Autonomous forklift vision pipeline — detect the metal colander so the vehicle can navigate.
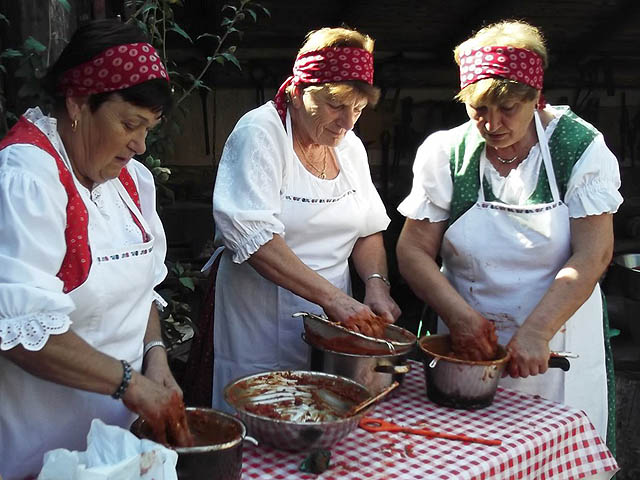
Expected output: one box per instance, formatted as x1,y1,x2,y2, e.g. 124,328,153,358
294,311,416,355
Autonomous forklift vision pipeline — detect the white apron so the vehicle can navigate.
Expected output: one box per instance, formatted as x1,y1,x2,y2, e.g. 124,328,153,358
0,175,158,480
212,111,368,411
439,112,607,437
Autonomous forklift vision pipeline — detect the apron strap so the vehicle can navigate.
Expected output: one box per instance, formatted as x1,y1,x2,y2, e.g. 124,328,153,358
114,176,151,242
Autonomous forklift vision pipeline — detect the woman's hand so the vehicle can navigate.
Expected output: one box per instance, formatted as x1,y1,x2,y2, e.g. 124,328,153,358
123,372,193,447
143,347,183,396
448,313,498,361
363,280,401,324
323,292,387,338
504,325,550,377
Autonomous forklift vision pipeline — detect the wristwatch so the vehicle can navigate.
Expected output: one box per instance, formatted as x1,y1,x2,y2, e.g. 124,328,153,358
366,273,391,287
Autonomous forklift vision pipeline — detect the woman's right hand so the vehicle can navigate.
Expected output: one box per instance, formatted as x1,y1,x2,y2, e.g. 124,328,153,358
323,292,388,338
123,371,194,447
448,312,498,361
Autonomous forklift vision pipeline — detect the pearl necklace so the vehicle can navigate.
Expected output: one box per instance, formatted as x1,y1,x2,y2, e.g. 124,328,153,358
495,153,518,164
494,147,519,164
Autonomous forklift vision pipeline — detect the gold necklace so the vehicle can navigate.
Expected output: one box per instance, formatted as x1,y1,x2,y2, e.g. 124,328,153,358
295,136,328,179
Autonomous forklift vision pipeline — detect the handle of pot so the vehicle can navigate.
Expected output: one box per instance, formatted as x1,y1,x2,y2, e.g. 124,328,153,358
243,435,259,446
374,363,410,374
548,356,570,371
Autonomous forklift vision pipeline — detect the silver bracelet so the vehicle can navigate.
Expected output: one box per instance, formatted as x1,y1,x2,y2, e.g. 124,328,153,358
143,340,166,358
366,273,391,287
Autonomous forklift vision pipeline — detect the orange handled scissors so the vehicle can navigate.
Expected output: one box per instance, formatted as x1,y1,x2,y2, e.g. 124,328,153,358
359,417,502,446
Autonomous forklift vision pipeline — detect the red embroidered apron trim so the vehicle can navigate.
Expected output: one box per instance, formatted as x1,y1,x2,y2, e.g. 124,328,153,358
0,116,145,292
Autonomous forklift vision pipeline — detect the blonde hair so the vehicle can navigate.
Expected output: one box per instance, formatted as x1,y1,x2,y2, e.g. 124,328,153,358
453,20,547,105
286,27,380,106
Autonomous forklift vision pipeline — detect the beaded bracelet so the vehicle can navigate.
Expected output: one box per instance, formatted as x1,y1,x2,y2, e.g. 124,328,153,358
111,359,132,400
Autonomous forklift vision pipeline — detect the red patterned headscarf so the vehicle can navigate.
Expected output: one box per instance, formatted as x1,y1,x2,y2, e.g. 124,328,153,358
58,42,169,97
459,46,544,92
273,46,374,125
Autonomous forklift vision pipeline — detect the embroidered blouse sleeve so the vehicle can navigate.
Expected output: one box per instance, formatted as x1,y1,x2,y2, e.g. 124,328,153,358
0,145,75,351
213,116,287,264
397,130,453,221
127,160,168,308
565,134,624,218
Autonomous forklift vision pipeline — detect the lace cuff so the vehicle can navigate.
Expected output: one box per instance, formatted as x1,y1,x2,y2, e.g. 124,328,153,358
0,312,71,351
153,291,168,311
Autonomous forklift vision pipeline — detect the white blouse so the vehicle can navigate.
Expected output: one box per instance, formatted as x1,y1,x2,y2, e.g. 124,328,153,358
398,105,623,221
0,108,167,351
213,102,390,263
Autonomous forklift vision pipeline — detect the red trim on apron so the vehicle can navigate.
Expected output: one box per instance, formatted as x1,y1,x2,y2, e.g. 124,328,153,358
0,116,146,292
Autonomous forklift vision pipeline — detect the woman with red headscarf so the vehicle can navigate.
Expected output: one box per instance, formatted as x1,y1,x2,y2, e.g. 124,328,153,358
397,20,622,441
0,20,192,480
211,27,400,410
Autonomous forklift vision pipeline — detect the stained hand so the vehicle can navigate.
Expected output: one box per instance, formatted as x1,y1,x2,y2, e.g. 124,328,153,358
505,326,550,378
324,293,386,338
449,314,498,361
124,373,194,447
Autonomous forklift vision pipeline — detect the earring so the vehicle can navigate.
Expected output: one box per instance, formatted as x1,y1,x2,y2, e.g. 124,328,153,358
71,119,78,132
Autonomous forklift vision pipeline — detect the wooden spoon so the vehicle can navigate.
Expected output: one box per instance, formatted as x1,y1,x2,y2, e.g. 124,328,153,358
345,381,400,417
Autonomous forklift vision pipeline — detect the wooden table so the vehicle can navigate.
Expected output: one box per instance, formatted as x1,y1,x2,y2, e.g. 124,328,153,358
241,360,618,479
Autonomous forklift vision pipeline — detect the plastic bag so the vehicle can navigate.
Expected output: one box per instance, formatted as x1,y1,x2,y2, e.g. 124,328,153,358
38,419,178,480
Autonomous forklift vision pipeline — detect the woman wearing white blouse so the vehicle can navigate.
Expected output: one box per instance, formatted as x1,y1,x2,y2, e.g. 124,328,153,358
211,27,401,411
0,20,192,480
396,20,622,441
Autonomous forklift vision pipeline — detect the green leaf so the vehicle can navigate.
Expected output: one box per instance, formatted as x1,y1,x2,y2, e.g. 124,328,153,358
221,52,241,70
222,5,237,14
0,13,9,25
0,65,5,74
227,45,237,53
197,33,221,44
256,4,271,17
245,8,257,22
56,0,71,11
221,17,233,27
168,24,192,43
23,37,46,53
0,49,23,59
175,262,185,275
214,55,225,65
179,276,195,291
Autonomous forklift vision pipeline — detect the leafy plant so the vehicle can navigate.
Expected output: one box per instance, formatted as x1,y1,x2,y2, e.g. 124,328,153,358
125,0,270,355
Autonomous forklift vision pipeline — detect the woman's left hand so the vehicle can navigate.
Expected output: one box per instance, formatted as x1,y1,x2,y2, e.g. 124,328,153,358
143,348,183,396
505,325,550,378
363,281,401,324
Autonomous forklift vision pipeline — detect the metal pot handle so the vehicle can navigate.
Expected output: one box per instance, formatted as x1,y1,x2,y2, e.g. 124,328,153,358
374,363,410,374
243,435,259,446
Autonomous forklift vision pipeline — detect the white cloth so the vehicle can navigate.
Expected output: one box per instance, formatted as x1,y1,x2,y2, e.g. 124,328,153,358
211,102,389,410
398,108,622,439
0,108,167,480
398,105,623,221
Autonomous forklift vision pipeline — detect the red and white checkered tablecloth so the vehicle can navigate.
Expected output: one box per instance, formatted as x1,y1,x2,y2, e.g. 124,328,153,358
241,360,618,480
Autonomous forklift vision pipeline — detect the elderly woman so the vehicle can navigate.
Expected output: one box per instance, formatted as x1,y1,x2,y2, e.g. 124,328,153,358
0,19,192,479
211,27,401,410
397,20,622,440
